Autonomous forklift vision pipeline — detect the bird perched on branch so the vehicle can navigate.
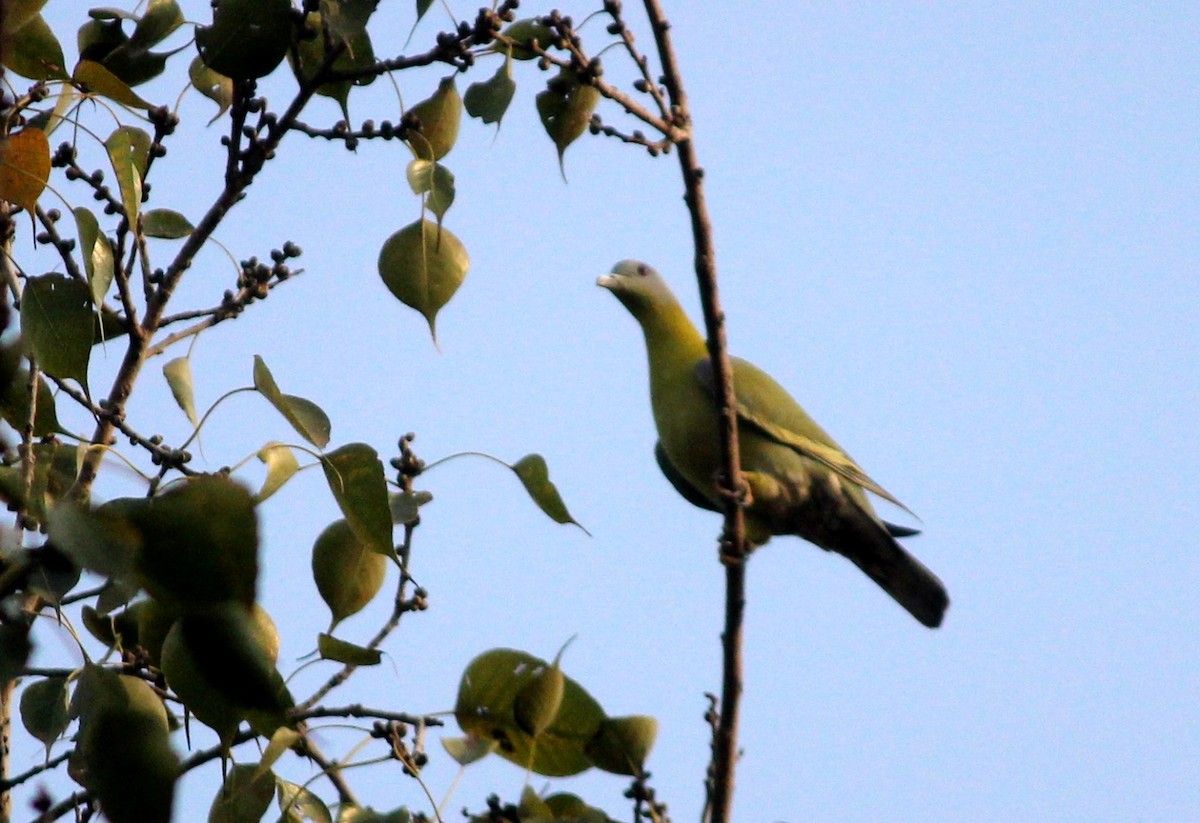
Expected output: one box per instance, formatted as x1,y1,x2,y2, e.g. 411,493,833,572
597,260,949,628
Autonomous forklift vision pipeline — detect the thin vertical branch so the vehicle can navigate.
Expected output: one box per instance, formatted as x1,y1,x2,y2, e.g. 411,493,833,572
639,3,747,822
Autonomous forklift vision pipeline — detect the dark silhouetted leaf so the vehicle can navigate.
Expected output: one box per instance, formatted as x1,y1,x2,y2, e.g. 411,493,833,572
464,57,516,126
196,0,292,80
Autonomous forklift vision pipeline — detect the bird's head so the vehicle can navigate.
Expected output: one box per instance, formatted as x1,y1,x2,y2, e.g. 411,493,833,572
596,260,678,320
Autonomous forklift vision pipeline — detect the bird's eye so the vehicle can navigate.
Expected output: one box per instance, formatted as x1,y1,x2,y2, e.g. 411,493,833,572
637,265,648,277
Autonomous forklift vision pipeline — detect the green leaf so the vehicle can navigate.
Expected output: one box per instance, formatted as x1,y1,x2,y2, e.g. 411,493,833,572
0,127,51,213
255,442,299,503
388,489,432,525
290,11,377,120
455,648,606,777
162,356,198,426
46,500,141,581
336,806,412,823
174,604,290,726
277,777,333,823
405,159,455,223
123,475,259,610
0,623,32,683
196,0,293,80
536,70,600,179
0,366,61,436
312,518,388,630
75,667,177,823
510,454,588,533
317,632,382,666
21,273,92,387
253,355,332,449
440,733,497,766
188,55,233,122
73,207,115,306
406,76,461,161
463,57,516,126
142,208,194,238
129,0,184,50
377,219,469,343
584,715,658,776
105,125,151,225
208,763,275,823
321,443,393,558
1,13,68,81
496,19,556,61
320,0,377,50
20,675,71,753
518,786,553,821
257,726,303,776
72,59,152,108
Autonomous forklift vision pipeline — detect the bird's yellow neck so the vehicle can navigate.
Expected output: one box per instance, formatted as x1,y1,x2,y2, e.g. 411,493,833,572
636,296,708,370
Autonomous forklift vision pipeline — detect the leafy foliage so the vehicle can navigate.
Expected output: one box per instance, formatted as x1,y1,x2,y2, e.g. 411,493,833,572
0,1,695,820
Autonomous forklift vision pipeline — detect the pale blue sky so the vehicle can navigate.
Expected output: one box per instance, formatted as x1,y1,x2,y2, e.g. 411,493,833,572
16,2,1200,821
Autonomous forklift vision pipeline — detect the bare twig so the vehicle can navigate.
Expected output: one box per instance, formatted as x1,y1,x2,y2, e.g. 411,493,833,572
635,3,748,822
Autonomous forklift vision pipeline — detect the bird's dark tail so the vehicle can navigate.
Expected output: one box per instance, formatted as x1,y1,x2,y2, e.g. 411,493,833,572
841,531,949,628
803,493,949,628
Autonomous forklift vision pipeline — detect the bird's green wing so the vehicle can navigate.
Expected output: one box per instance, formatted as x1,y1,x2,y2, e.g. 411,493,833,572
654,440,720,512
694,357,915,516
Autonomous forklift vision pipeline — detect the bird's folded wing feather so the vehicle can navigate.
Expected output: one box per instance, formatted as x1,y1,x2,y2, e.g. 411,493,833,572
693,357,915,517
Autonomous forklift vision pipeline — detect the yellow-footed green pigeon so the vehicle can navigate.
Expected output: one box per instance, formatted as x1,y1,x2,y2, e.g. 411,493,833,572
598,260,949,628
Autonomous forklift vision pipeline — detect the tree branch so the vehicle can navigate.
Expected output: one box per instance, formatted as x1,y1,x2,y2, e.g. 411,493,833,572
638,3,748,822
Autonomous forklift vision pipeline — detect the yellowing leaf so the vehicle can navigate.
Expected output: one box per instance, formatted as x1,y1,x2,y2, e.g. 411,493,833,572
72,60,152,108
162,356,198,426
105,125,151,225
440,733,497,766
0,127,50,212
377,219,469,343
255,442,299,503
